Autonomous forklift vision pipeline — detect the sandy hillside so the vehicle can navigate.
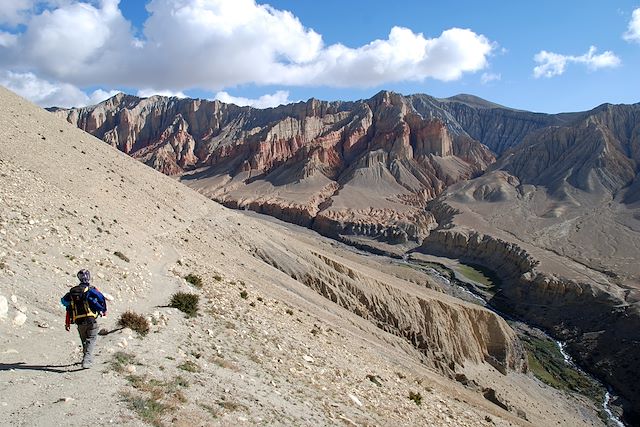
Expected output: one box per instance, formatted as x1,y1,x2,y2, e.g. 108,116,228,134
0,86,604,426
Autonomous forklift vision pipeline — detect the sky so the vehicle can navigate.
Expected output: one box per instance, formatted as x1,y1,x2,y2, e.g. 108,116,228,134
0,0,638,113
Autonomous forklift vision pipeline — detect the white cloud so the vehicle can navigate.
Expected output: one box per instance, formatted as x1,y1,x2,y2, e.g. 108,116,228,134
0,31,18,47
533,46,620,78
0,0,37,26
623,8,640,43
481,72,501,84
0,0,496,107
214,90,291,108
0,71,118,107
136,88,187,98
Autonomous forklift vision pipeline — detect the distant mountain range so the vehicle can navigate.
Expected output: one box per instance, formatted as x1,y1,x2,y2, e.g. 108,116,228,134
50,91,640,244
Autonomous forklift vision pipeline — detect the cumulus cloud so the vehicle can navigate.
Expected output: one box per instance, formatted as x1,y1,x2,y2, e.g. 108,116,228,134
0,71,119,107
533,46,620,78
481,72,501,84
0,0,37,26
214,90,291,108
0,0,496,107
136,88,187,98
623,8,640,43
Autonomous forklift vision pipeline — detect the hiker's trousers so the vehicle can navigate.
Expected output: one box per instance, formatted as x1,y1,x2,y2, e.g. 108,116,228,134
77,319,99,365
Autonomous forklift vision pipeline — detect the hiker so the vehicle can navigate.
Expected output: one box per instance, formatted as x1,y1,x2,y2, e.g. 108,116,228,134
61,269,107,369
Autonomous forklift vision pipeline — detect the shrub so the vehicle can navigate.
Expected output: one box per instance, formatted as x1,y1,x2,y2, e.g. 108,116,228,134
409,391,422,405
113,251,130,262
118,311,150,336
169,292,199,317
184,273,203,288
121,392,168,427
240,290,248,299
178,360,201,373
286,309,294,315
111,351,137,373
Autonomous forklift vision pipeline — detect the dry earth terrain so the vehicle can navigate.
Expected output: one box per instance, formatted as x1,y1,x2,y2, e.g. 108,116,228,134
0,86,607,426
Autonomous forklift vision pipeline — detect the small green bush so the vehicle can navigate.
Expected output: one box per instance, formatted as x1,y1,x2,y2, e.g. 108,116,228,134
122,392,168,426
113,251,130,262
111,351,137,373
117,311,150,336
169,292,199,317
240,290,248,299
178,360,201,373
409,391,422,405
184,273,203,288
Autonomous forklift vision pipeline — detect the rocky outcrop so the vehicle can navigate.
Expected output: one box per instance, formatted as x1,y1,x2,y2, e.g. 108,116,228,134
52,91,495,244
420,227,640,423
253,242,527,378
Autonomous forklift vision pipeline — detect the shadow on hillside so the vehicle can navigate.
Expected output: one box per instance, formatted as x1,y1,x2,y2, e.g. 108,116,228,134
0,362,84,373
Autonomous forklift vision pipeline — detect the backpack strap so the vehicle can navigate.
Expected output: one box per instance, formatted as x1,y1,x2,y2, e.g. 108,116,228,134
69,285,98,323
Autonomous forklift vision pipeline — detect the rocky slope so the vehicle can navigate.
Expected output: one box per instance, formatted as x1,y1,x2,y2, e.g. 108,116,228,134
1,86,608,425
425,102,640,424
51,89,640,422
52,91,497,245
49,91,615,246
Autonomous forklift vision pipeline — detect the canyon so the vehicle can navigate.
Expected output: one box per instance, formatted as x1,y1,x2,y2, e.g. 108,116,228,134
51,90,640,424
1,85,613,426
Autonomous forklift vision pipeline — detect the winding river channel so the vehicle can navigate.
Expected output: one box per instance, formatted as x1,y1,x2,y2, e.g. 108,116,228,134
397,254,626,427
240,210,626,426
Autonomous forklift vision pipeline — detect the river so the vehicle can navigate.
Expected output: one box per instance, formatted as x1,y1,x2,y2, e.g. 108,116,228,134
398,254,626,427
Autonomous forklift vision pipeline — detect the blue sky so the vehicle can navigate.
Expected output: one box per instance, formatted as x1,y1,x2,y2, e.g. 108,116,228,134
1,0,638,113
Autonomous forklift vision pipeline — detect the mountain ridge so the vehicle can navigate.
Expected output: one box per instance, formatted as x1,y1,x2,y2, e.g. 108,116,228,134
1,84,608,426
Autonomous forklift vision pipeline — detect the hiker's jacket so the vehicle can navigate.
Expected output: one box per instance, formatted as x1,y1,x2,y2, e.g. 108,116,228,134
61,285,107,324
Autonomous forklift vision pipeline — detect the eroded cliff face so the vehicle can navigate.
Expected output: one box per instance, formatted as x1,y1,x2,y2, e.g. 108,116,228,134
420,225,640,423
53,91,494,244
252,239,527,379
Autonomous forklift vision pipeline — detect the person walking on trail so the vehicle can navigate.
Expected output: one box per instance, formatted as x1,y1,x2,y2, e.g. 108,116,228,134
61,269,107,369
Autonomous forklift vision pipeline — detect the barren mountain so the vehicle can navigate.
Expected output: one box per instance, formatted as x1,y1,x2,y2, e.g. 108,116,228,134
52,90,640,423
428,102,640,423
52,91,498,246
1,87,611,425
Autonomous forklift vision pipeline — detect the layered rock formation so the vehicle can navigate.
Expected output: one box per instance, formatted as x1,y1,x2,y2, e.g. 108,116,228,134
254,241,526,377
425,102,640,423
52,91,495,245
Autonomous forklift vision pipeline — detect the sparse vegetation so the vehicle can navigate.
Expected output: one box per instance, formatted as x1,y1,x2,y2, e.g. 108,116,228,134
408,391,423,405
111,351,138,373
286,308,294,315
184,273,203,288
122,392,168,427
178,360,201,373
113,251,130,262
216,398,246,412
122,372,190,426
198,402,220,418
366,374,383,387
456,263,495,288
117,311,150,336
169,292,199,317
521,333,603,402
240,290,248,299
